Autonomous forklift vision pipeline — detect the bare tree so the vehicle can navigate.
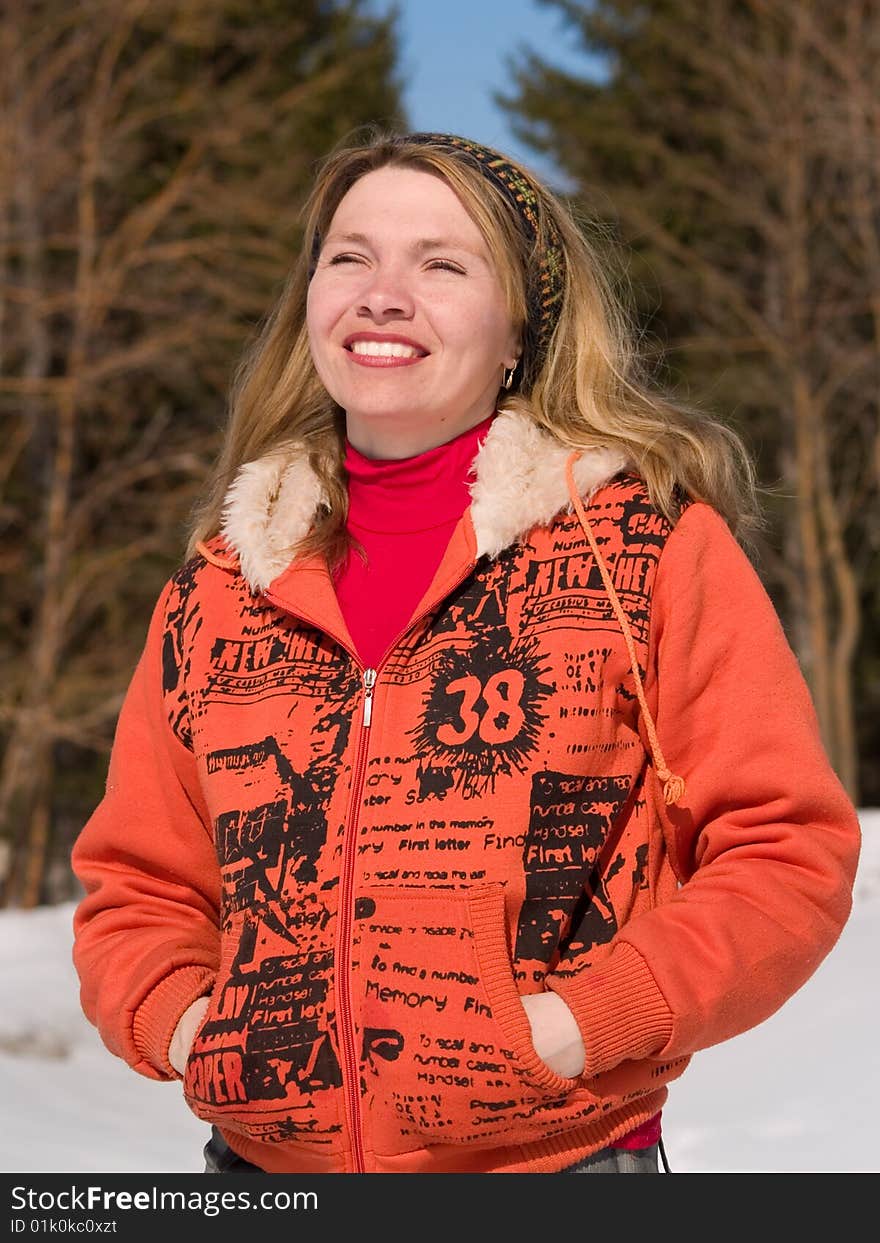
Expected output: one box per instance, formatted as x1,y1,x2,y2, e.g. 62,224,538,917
0,0,402,905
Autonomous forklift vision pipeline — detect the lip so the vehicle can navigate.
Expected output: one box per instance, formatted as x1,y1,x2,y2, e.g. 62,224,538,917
341,331,430,367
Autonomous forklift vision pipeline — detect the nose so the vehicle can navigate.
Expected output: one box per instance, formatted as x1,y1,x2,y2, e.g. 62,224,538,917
357,263,415,322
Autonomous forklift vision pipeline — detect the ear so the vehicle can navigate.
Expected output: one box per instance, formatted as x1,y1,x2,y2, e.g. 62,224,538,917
503,334,522,372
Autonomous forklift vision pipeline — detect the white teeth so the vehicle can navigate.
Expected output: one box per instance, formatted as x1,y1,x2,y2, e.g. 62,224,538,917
349,340,422,358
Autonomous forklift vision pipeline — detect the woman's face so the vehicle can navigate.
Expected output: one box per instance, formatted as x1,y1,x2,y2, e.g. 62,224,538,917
307,165,521,459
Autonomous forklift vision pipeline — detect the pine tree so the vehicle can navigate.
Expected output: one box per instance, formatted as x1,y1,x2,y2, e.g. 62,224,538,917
501,0,880,803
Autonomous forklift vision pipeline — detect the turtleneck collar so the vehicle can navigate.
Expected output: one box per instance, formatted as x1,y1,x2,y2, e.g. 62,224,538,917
343,412,497,534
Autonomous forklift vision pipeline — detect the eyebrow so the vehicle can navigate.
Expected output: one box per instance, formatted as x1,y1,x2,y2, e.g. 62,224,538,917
322,231,486,259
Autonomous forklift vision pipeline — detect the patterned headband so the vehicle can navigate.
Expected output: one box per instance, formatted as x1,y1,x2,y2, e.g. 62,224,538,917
309,132,566,387
403,133,565,384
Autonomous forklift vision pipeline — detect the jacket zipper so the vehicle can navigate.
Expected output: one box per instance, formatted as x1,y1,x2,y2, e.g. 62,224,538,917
336,666,375,1173
265,564,473,1172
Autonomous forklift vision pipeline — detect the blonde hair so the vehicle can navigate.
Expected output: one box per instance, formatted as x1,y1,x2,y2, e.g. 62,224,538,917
185,126,765,567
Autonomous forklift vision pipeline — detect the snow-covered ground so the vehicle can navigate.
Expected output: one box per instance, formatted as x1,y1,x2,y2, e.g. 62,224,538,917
2,813,877,1175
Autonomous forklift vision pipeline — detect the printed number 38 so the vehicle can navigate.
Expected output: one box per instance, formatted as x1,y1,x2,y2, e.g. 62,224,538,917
437,671,525,745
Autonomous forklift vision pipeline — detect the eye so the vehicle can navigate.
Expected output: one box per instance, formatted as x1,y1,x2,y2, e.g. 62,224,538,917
426,259,465,274
326,253,365,266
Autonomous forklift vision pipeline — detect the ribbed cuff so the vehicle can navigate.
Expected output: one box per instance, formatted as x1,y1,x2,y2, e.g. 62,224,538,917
545,941,673,1077
132,965,216,1079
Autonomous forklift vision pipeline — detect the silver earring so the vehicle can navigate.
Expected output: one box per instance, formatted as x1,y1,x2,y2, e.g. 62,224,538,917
503,360,519,390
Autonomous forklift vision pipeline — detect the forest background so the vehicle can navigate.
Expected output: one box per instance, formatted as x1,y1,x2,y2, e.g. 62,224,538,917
1,0,877,908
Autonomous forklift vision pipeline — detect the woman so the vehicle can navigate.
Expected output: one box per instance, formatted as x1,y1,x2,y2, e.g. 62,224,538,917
71,130,861,1175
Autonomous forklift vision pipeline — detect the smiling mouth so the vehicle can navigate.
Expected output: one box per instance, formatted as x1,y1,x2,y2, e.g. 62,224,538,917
345,339,428,367
343,335,427,362
347,340,426,359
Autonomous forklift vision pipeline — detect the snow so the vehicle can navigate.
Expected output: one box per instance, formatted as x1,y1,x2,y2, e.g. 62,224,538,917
2,813,878,1175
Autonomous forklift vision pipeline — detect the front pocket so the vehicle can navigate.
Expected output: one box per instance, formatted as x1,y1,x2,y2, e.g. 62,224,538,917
354,884,590,1154
182,910,344,1150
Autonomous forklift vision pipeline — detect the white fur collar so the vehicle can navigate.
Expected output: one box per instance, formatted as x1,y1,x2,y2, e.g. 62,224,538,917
221,409,629,592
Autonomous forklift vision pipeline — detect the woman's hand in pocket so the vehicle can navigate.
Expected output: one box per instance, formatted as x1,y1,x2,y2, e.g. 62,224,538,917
168,995,211,1076
520,992,586,1078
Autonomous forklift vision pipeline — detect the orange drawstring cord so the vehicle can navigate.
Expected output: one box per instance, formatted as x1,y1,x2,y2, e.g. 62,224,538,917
565,452,686,807
195,539,240,571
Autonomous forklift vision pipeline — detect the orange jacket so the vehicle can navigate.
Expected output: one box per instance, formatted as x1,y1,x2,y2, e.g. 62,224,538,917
71,410,860,1174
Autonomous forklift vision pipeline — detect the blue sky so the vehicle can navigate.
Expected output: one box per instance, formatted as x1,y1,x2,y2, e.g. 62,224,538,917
364,0,607,191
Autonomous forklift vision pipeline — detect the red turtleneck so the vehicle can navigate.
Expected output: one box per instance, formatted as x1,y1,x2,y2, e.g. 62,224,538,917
334,413,495,670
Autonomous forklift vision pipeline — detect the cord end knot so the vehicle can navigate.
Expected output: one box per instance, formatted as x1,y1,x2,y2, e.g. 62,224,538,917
660,771,686,806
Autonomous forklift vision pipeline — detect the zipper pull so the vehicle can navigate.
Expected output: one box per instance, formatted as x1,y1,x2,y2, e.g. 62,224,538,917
362,668,377,727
